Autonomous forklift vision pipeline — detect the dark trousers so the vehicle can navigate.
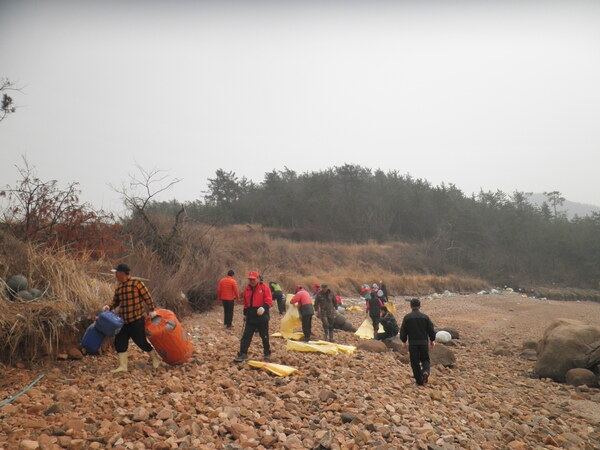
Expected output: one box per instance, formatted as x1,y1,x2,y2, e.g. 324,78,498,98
320,312,335,341
222,300,234,327
114,317,153,353
370,314,380,339
408,344,431,385
239,319,271,356
274,292,285,314
301,314,313,341
375,331,396,340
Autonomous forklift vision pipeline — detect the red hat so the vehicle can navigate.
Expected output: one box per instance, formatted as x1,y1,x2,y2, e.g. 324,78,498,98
313,282,320,287
247,271,259,279
295,285,302,293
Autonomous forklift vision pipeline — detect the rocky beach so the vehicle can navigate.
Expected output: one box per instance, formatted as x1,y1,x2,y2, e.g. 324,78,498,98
1,292,600,449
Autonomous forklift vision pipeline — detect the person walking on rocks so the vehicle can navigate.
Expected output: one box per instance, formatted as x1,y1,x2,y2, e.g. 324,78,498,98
290,285,314,342
399,298,436,386
314,284,337,342
217,269,240,329
103,263,161,373
234,271,273,362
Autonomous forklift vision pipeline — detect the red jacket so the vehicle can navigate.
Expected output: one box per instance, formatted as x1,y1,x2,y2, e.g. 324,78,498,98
217,276,240,301
242,282,273,309
290,289,312,307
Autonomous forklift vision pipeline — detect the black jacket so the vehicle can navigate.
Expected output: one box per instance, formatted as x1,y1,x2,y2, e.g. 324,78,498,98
380,312,399,336
399,308,436,345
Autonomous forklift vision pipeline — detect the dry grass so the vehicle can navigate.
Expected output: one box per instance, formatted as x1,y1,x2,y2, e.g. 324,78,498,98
0,243,114,364
0,224,492,364
209,225,488,297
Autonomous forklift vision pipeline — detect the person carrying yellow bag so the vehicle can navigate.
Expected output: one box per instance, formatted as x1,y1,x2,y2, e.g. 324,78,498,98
290,285,314,342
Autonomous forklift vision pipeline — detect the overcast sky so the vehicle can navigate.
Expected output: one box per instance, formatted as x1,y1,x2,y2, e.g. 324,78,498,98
1,0,599,214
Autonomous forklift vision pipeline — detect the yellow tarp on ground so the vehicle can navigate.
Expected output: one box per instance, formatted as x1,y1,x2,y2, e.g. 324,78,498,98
286,339,339,355
280,299,302,338
310,340,357,354
354,317,385,339
271,331,305,340
345,306,362,311
247,360,297,377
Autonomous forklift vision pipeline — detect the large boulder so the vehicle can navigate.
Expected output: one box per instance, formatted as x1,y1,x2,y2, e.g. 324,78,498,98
381,335,404,352
534,318,600,382
357,340,388,353
565,368,598,388
333,313,357,333
430,344,456,367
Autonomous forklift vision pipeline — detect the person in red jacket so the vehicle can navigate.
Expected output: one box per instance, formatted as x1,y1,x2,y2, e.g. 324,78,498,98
234,271,273,362
290,285,314,342
217,269,240,329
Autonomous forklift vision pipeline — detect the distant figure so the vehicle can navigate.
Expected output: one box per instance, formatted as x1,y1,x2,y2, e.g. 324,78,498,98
379,280,389,303
400,298,436,386
360,284,371,300
375,306,399,340
217,269,240,329
234,271,273,363
103,263,161,373
366,286,384,339
311,282,321,298
290,285,314,342
314,284,337,342
268,281,286,315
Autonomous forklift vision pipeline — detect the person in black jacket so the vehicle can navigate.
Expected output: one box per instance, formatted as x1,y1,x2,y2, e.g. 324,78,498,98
375,306,399,340
399,298,436,386
366,286,384,339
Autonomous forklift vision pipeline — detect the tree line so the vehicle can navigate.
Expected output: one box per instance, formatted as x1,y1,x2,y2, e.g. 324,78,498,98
148,165,600,290
3,158,599,291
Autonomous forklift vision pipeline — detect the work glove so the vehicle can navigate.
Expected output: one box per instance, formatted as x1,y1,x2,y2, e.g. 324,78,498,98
257,307,265,316
102,305,110,312
149,310,158,318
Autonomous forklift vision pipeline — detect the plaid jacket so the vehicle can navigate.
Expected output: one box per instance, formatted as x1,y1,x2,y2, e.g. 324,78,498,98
110,277,155,323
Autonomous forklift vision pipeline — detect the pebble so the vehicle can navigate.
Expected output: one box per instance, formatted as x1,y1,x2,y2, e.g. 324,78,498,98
0,294,599,449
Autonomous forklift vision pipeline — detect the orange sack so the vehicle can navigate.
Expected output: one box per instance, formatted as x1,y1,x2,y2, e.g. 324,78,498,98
145,309,193,365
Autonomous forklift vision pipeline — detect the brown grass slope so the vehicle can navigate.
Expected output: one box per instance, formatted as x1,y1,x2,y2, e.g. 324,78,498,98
1,223,596,365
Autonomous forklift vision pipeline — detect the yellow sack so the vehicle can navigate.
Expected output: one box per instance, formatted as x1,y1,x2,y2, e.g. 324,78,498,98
247,360,297,377
354,317,384,339
345,306,362,312
311,340,357,354
280,299,302,338
286,339,338,355
355,317,374,339
384,302,396,314
285,293,294,306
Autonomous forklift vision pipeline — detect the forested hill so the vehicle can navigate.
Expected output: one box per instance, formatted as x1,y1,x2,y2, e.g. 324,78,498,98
527,193,600,220
147,165,600,290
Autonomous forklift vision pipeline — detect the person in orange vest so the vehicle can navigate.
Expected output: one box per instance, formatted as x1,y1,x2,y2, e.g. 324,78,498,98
234,271,273,363
217,269,240,329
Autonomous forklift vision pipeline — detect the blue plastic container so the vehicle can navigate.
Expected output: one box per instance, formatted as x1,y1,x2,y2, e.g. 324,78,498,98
82,324,105,353
95,311,124,336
